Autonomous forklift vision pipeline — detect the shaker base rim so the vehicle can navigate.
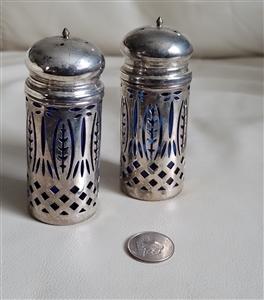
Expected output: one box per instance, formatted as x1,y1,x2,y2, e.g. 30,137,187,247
28,206,97,226
120,182,183,201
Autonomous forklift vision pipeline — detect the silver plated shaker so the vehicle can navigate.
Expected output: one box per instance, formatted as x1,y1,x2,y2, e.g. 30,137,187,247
25,29,105,225
120,18,193,201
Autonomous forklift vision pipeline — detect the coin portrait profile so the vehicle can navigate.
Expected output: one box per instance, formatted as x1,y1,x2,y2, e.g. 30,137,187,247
127,231,174,263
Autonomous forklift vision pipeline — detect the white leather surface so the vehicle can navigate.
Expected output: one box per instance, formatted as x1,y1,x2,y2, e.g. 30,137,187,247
2,1,263,58
1,52,263,299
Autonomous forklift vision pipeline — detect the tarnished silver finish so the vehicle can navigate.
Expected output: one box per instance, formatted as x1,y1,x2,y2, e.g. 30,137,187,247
127,231,175,263
120,18,193,201
25,29,105,225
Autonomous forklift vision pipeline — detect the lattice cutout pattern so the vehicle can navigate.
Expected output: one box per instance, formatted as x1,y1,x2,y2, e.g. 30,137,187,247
121,156,185,193
120,82,189,199
26,96,102,222
28,179,97,216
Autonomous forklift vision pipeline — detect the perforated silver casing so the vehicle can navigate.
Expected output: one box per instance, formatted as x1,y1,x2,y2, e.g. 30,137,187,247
25,29,105,224
120,18,193,200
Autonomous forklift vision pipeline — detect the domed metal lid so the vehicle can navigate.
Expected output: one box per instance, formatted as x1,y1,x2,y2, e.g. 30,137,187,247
121,17,193,60
25,28,105,80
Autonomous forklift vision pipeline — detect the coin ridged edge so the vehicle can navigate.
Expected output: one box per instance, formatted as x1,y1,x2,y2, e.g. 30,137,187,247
127,231,175,263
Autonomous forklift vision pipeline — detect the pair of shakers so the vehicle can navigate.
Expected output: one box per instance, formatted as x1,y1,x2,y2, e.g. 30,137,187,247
25,18,193,225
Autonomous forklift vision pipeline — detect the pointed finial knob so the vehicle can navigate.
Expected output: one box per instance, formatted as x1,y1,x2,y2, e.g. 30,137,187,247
156,17,163,28
62,28,70,39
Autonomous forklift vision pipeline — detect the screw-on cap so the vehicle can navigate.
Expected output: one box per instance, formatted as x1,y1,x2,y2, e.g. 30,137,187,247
121,17,193,60
120,18,193,87
25,28,105,81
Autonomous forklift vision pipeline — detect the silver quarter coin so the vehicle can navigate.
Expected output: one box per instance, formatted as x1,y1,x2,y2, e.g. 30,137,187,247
127,231,175,263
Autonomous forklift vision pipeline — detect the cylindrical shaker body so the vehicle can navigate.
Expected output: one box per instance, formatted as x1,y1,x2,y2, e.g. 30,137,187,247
120,18,193,201
25,29,105,225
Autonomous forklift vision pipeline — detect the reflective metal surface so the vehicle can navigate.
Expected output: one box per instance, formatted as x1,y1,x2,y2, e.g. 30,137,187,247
25,29,105,225
120,17,193,88
127,231,175,263
25,28,105,82
121,17,193,60
120,18,193,201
